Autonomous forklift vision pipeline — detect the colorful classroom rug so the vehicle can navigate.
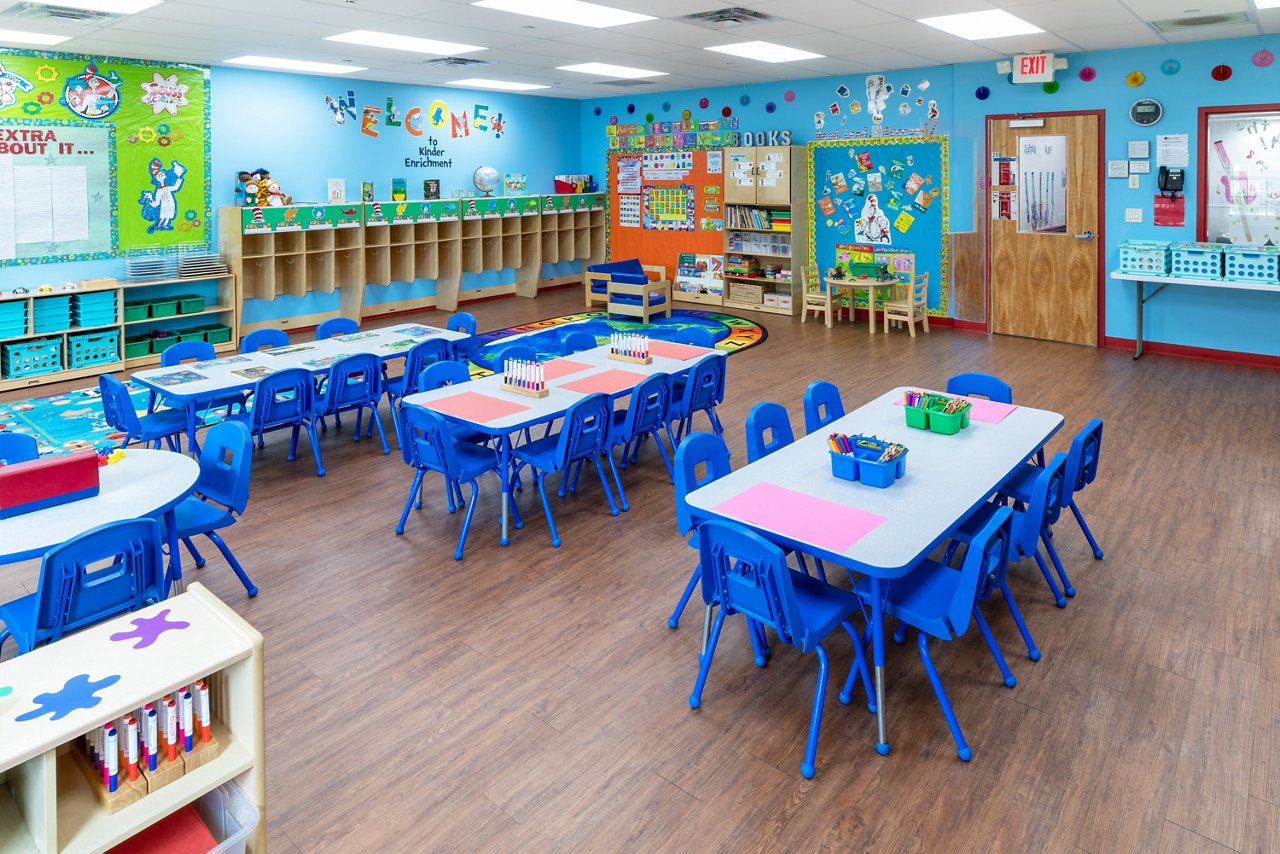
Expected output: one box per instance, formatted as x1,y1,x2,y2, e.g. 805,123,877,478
1,308,767,455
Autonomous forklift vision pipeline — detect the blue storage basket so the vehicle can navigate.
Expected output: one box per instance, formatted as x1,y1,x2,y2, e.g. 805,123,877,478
1117,240,1171,275
1169,242,1224,279
32,314,71,334
31,296,71,315
1,337,61,379
1222,247,1280,284
0,301,26,323
71,292,117,312
0,323,26,340
71,305,118,327
67,329,120,368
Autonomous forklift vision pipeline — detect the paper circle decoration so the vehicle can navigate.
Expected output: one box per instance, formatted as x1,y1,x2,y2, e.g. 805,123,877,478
1126,71,1145,87
765,101,776,113
592,106,601,116
1212,64,1233,81
1162,59,1181,75
682,109,691,120
740,94,750,105
1079,66,1096,82
784,90,795,102
1254,49,1274,68
662,101,671,112
609,115,617,125
699,97,709,108
644,112,654,122
722,106,732,117
1043,81,1060,94
626,103,635,113
975,86,990,100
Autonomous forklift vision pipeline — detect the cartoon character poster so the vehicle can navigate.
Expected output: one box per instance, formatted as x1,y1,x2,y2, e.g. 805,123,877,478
855,195,892,245
138,158,186,233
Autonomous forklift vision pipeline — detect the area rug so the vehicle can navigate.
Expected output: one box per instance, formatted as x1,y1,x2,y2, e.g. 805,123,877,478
1,308,767,455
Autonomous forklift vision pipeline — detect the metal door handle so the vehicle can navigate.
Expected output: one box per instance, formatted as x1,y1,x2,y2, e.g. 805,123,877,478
1074,230,1095,240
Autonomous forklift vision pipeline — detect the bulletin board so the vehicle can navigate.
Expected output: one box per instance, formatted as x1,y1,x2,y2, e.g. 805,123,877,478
807,136,950,317
0,48,210,266
607,148,724,277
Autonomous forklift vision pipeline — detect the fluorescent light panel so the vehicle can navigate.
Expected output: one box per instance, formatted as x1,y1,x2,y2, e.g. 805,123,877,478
325,30,485,55
225,56,366,75
917,10,1043,40
471,0,654,28
704,40,824,63
33,0,162,12
0,27,70,45
446,78,549,91
558,62,665,79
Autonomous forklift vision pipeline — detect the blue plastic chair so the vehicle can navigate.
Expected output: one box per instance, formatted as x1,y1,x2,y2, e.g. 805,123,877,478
803,381,845,434
494,343,537,369
690,519,876,779
315,353,389,456
165,421,258,597
668,432,730,633
446,312,477,361
608,371,674,492
235,367,325,477
395,404,518,559
384,338,451,432
946,372,1012,403
561,330,598,355
669,353,726,442
999,418,1104,559
240,328,288,353
316,317,358,340
512,392,621,547
674,328,715,347
745,401,794,462
0,518,164,656
0,432,38,465
99,374,187,452
848,505,1015,761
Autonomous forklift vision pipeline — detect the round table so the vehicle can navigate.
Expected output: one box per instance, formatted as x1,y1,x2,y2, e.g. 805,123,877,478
826,277,898,334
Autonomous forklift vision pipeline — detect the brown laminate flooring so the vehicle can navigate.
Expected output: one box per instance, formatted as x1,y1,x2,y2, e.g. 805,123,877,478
2,287,1278,852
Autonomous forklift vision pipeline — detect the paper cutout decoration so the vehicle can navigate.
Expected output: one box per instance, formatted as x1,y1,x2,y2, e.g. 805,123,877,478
1254,50,1273,67
1162,59,1181,75
593,106,601,116
1079,66,1096,82
645,112,653,122
662,101,671,112
784,90,795,102
740,94,750,105
1212,64,1232,81
836,83,851,97
15,674,121,722
814,111,825,129
626,103,635,113
699,97,709,108
1043,81,1060,94
682,109,691,120
609,115,617,125
894,211,915,233
1126,71,1145,87
721,106,732,117
765,101,776,113
109,609,191,650
975,86,991,100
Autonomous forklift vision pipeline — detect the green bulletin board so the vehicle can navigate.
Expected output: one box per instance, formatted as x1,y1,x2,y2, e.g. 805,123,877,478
0,48,210,266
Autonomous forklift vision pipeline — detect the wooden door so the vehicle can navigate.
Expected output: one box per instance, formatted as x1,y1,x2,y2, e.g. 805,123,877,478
755,146,791,206
988,114,1100,345
724,146,758,204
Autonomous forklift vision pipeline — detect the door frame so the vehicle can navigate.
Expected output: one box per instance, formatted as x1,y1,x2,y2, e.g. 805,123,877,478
983,109,1107,344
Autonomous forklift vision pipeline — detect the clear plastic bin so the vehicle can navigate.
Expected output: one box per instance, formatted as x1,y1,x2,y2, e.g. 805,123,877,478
195,780,260,854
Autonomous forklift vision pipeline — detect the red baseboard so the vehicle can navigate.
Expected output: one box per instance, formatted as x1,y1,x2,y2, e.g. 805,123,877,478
1102,336,1280,369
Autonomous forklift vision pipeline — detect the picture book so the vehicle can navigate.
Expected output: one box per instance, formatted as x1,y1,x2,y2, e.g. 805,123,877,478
149,370,206,387
231,367,276,380
361,181,374,202
504,173,527,195
334,331,380,343
392,324,439,338
327,178,345,203
301,354,347,369
380,339,417,353
423,179,441,200
264,344,317,356
391,177,407,201
193,355,251,369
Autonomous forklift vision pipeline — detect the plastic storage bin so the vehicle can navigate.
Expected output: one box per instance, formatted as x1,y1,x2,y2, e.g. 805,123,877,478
149,298,180,318
32,296,72,334
830,451,858,482
0,301,26,339
1169,242,1224,279
195,781,260,854
124,334,151,359
197,323,233,345
67,330,120,368
176,327,205,343
1118,240,1171,274
123,301,150,322
904,405,930,430
1222,246,1280,283
856,449,908,488
177,294,206,314
150,334,180,354
2,337,61,379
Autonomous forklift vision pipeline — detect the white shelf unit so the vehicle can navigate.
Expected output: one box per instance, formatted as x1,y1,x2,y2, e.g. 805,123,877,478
0,583,265,854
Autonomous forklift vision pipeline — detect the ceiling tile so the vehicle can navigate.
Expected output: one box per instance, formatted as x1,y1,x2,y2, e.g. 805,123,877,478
842,19,984,47
1014,0,1142,30
1054,23,1166,50
748,0,902,28
1119,0,1249,19
979,33,1083,54
853,0,995,18
899,41,1005,64
1159,21,1261,42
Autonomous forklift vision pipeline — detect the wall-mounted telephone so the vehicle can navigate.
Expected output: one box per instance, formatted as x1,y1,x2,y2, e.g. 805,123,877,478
1158,166,1185,199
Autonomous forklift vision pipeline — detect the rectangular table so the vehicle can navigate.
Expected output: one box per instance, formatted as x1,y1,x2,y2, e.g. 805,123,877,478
131,323,470,450
403,342,717,545
683,386,1063,754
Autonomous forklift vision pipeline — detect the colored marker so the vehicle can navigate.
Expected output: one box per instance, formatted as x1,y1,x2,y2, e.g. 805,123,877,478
164,698,177,762
145,706,158,771
124,715,139,782
104,725,118,793
196,680,212,742
181,690,194,753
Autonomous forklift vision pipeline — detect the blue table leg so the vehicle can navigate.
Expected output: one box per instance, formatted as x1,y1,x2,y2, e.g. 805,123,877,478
871,576,889,755
499,433,512,546
162,507,183,596
186,401,199,455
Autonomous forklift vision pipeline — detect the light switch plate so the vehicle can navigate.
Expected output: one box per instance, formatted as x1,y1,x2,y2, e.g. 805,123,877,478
1125,208,1143,223
1128,175,1141,190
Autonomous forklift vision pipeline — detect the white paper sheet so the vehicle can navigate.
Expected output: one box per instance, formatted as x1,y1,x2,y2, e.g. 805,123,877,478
51,166,88,242
0,155,15,260
13,167,53,244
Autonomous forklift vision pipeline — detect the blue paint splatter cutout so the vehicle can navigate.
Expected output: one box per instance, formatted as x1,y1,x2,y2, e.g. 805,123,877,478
15,674,120,722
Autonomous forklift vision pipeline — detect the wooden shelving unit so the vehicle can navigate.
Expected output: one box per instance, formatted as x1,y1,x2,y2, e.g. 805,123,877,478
722,145,808,317
0,583,265,854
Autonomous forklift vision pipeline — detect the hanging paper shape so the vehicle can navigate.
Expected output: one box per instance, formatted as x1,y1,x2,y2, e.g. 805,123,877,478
1162,59,1181,75
1212,64,1233,81
1078,66,1096,82
1126,71,1145,87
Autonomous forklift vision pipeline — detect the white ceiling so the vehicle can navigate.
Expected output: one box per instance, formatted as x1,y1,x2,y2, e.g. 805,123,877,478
5,0,1279,98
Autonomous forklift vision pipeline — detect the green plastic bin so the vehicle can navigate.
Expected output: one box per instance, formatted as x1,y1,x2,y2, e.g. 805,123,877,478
903,406,929,430
198,324,233,345
177,294,206,314
928,409,964,436
124,335,151,359
149,299,179,318
150,335,180,354
176,327,205,343
124,301,150,322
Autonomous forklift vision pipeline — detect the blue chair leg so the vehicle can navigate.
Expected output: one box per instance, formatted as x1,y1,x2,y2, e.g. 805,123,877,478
454,480,480,560
368,406,390,455
893,621,908,645
705,406,725,437
306,421,325,477
689,608,727,709
972,606,1017,688
801,644,830,779
812,558,827,583
917,632,972,761
206,531,258,597
605,450,629,512
998,579,1041,661
506,483,524,529
746,618,769,667
1031,547,1067,608
651,429,674,480
396,471,425,534
1069,499,1104,559
287,425,300,461
534,471,561,548
592,457,620,517
669,566,700,629
838,619,877,713
181,537,206,568
942,540,961,566
1042,532,1076,597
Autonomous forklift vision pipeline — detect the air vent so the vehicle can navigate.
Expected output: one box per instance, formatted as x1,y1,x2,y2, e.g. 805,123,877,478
681,7,776,28
1,1,120,24
595,79,654,87
1148,11,1251,32
424,56,493,68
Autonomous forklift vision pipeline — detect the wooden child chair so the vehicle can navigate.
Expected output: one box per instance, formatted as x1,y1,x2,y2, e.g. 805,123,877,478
801,265,835,327
883,272,930,336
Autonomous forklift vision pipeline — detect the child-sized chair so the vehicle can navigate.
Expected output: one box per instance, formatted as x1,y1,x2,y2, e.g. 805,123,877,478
803,380,844,435
315,353,389,456
315,317,358,340
673,327,715,348
158,340,249,439
608,371,674,490
99,374,188,452
446,312,477,361
690,519,876,779
669,353,727,442
561,330,598,355
0,432,38,465
800,265,835,327
882,272,930,336
745,402,827,583
235,368,326,477
384,338,451,432
946,372,1012,404
241,328,288,353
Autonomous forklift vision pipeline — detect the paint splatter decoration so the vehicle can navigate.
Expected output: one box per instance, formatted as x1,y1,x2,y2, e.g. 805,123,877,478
109,609,191,649
15,674,122,722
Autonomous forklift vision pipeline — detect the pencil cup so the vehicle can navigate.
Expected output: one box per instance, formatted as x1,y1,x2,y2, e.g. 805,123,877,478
927,409,964,435
829,451,858,482
855,449,907,488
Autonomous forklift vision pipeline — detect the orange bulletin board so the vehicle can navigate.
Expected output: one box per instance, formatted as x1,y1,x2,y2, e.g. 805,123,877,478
607,149,725,277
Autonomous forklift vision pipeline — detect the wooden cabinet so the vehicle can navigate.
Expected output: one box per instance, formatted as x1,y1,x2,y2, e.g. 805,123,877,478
724,146,794,206
722,145,808,317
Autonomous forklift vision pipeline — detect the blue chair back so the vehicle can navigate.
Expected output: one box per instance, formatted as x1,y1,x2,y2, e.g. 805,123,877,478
418,360,470,391
946,372,1012,404
561,330,598,355
554,393,612,470
316,317,358,340
251,367,314,431
399,338,451,393
160,340,215,366
948,505,1015,637
803,381,844,434
745,401,794,463
241,329,288,353
679,353,726,413
618,372,670,442
0,432,38,465
397,403,459,476
195,421,253,515
447,312,477,336
98,374,142,437
323,353,381,412
673,432,731,537
37,518,164,645
1018,452,1067,554
1064,418,1103,496
496,343,538,367
674,328,715,348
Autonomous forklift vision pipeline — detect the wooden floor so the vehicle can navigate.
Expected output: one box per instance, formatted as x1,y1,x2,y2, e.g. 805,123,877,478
3,287,1278,852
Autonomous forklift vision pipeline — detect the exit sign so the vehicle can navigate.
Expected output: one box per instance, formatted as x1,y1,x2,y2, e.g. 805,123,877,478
1014,52,1055,84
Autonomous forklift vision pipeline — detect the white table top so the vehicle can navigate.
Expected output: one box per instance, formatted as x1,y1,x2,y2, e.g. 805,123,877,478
130,323,469,401
684,386,1063,577
1109,269,1280,293
0,450,198,564
403,343,717,433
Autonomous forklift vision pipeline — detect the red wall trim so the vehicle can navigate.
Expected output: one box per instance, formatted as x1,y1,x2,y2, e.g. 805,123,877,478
1196,102,1280,242
1102,336,1280,369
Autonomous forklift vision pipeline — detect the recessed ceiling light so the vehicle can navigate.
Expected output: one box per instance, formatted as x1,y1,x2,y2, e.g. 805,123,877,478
472,0,654,28
0,27,70,46
917,10,1043,40
325,30,485,55
558,62,666,79
704,41,824,63
225,56,367,75
446,78,550,91
32,0,162,12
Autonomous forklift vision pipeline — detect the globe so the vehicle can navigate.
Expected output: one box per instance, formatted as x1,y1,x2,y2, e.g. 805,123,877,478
473,166,501,197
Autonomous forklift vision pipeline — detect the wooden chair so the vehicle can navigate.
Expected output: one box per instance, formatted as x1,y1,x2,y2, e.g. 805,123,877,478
882,272,930,336
583,262,668,309
800,265,834,327
606,274,672,324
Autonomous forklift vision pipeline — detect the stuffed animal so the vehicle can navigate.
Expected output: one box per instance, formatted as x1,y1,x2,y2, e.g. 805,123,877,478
235,168,291,207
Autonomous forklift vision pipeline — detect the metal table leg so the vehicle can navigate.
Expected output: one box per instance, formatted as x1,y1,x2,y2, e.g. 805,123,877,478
499,433,512,546
163,507,184,596
1134,280,1144,359
871,576,889,755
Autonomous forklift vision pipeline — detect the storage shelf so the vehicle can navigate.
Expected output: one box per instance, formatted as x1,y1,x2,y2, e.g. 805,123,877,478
0,784,36,854
0,322,119,344
123,305,233,325
726,227,792,234
724,274,792,285
723,299,796,315
122,275,233,287
124,341,234,370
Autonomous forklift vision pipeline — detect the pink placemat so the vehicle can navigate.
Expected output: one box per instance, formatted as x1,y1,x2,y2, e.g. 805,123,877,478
542,358,592,380
712,482,886,554
426,390,530,423
559,368,649,396
649,340,711,361
893,389,1018,424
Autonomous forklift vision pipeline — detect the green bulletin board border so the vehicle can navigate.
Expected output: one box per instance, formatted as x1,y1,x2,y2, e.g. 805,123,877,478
806,135,951,318
0,47,212,267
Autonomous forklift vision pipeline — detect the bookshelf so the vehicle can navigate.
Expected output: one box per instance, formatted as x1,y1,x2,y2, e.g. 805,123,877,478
721,145,808,316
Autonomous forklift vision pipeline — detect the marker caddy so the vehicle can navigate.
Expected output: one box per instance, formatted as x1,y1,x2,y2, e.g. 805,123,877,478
828,432,908,488
607,333,652,365
902,390,972,435
500,357,549,398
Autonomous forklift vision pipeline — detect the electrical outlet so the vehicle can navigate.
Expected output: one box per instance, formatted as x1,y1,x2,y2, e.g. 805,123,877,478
1128,175,1141,190
1125,208,1143,223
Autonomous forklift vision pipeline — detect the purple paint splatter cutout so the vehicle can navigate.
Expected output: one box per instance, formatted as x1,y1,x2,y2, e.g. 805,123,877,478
109,609,190,649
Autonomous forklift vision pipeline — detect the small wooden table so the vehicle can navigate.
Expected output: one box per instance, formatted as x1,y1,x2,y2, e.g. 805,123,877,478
826,277,898,334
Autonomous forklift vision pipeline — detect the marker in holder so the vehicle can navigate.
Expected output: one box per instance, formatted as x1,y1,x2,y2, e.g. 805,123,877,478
500,357,549,398
608,332,652,365
828,432,908,488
